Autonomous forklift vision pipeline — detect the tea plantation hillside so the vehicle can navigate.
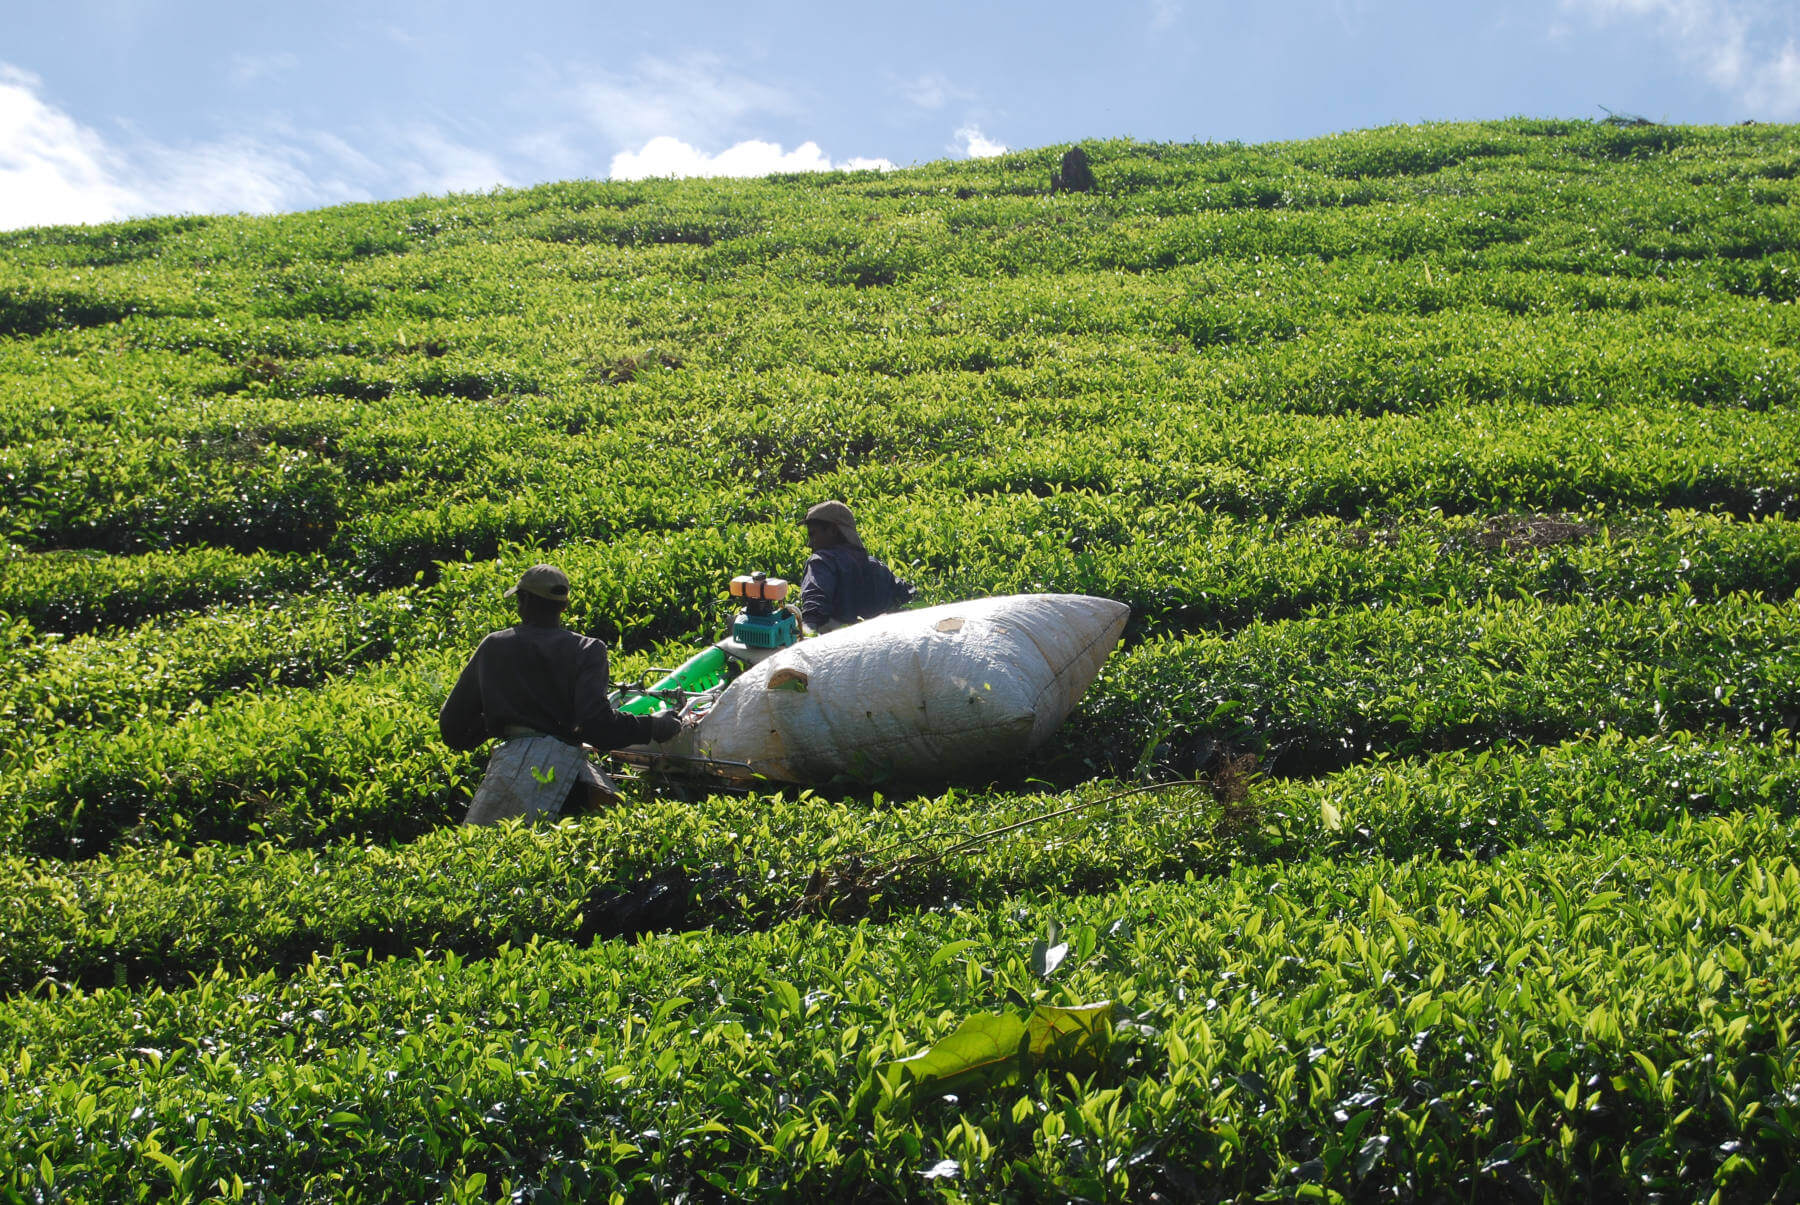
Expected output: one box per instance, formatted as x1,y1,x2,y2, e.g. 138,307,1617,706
2,119,1798,1200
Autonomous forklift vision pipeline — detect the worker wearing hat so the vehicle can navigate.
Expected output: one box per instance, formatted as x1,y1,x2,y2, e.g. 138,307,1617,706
798,501,914,634
440,563,685,825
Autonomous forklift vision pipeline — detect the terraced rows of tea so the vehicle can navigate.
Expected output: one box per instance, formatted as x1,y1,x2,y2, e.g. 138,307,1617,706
2,119,1797,1200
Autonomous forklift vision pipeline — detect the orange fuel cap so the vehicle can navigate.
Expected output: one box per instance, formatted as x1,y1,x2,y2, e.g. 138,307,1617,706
729,574,789,602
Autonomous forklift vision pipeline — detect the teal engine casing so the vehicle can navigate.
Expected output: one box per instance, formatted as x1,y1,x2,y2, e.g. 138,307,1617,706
733,608,799,648
729,572,799,650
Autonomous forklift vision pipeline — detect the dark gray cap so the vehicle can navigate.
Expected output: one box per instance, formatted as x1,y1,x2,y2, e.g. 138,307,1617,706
505,563,571,602
803,500,856,527
803,500,864,549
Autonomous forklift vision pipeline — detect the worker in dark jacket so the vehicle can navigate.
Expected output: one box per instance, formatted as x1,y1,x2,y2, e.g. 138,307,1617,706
798,501,914,634
440,563,683,825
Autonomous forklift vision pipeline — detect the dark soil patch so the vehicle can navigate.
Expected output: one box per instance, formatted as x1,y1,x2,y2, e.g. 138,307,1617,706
1471,513,1597,551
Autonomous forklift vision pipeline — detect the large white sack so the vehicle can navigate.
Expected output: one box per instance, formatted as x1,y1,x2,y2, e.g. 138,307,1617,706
651,593,1129,784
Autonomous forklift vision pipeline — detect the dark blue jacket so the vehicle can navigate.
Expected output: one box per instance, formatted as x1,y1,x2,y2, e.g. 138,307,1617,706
800,546,909,629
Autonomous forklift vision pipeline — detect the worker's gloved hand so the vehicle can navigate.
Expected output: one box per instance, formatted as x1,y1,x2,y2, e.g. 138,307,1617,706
648,711,684,743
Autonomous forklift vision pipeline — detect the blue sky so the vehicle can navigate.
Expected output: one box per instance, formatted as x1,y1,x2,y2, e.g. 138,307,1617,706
3,0,1798,231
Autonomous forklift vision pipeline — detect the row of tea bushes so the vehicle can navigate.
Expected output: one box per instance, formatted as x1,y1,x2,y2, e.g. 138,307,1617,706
0,544,323,636
1,809,1793,1201
897,502,1800,632
2,728,1791,997
1076,589,1800,775
3,582,1793,858
7,499,1798,671
0,588,427,772
7,507,1796,776
0,652,475,858
8,389,1796,580
835,399,1800,521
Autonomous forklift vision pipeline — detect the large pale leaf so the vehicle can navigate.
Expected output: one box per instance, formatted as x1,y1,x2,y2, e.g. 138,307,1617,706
891,1001,1113,1094
891,1012,1028,1094
1026,1000,1113,1065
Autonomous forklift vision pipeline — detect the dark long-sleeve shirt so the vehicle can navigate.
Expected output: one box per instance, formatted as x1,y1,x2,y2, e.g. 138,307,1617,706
800,545,905,629
438,621,654,752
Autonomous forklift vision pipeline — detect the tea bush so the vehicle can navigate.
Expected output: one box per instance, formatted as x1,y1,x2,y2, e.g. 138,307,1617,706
1,812,1795,1201
0,729,1792,997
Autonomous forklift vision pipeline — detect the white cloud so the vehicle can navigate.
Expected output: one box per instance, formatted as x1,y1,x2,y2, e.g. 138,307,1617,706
391,126,514,195
567,55,900,179
1149,0,1184,32
1562,0,1800,116
305,129,387,183
0,65,140,228
0,63,519,231
573,54,797,147
3,55,892,231
953,126,1008,158
135,136,331,216
609,135,892,180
